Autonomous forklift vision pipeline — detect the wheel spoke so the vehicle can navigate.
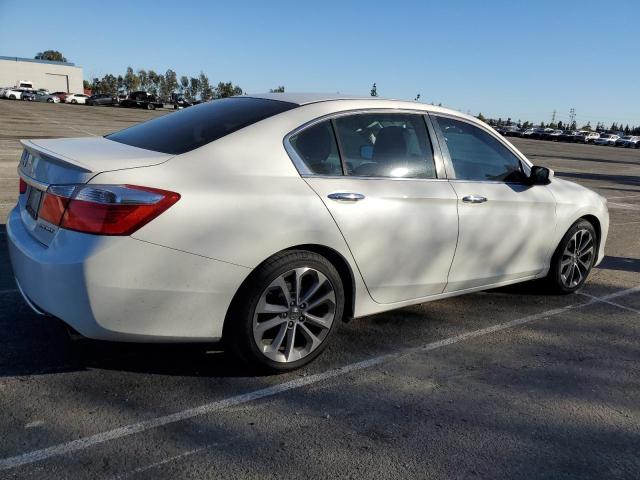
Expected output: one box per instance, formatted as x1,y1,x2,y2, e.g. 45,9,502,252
305,291,334,312
255,316,287,334
579,246,594,259
294,268,310,304
573,262,583,285
299,323,321,350
256,297,288,315
300,272,328,304
269,323,288,352
272,276,292,305
304,312,333,329
284,324,296,360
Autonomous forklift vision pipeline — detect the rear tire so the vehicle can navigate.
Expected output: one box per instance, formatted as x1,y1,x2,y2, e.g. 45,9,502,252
147,103,156,110
226,250,344,373
543,219,597,294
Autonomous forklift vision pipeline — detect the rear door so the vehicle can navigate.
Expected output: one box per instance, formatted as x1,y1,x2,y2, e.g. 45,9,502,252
431,114,557,291
290,111,459,304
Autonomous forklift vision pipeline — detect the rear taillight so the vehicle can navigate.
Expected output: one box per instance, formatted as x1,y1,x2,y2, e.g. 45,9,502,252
19,178,27,194
39,184,180,236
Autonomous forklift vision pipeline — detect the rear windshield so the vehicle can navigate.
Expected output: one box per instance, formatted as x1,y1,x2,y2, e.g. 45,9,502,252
106,97,298,154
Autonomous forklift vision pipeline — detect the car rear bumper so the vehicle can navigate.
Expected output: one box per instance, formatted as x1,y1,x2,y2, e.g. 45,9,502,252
7,206,250,342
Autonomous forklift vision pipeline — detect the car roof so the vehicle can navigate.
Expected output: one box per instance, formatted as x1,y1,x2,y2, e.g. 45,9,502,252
242,92,479,123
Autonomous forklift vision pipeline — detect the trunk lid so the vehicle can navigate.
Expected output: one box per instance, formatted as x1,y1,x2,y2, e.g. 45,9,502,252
17,137,173,246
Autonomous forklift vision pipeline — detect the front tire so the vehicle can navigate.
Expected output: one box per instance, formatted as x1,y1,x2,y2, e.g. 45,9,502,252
226,250,344,373
544,220,597,294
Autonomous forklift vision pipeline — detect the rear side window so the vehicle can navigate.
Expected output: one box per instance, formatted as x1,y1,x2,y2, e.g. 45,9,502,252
335,113,436,178
435,116,525,182
289,121,342,175
107,97,298,154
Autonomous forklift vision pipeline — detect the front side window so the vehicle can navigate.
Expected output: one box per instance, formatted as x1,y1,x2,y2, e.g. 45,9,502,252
289,121,342,175
436,116,525,182
334,114,436,178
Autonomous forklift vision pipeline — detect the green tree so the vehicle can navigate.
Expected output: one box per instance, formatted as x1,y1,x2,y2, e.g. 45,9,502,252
540,121,545,128
370,83,378,97
117,75,124,94
35,50,67,62
83,80,91,90
477,112,486,122
163,69,178,99
180,76,189,94
269,86,285,93
147,70,160,96
199,72,213,101
100,74,118,95
137,69,149,92
124,67,139,93
187,77,201,101
215,81,242,98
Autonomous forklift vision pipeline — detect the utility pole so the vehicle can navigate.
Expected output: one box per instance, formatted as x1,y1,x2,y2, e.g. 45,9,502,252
551,110,557,124
569,108,576,128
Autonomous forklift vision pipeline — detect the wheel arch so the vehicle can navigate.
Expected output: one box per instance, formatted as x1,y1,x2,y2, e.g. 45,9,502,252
222,244,356,341
580,214,601,246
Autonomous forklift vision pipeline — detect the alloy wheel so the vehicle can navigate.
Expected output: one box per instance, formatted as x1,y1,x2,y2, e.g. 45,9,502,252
560,229,595,288
253,267,336,363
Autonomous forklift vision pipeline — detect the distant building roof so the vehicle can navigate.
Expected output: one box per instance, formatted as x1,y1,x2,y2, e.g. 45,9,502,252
0,55,77,67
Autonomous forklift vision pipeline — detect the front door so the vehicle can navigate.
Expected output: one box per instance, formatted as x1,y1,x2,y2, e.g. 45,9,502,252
431,115,557,291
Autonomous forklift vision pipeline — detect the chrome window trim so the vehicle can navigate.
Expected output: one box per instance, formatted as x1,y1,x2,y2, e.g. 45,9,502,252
283,108,447,180
429,112,533,183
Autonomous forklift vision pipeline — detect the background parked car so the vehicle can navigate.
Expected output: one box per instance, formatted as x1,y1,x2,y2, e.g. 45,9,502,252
120,91,164,110
3,87,29,100
547,129,564,141
594,134,619,146
86,94,117,106
65,93,89,104
50,91,70,102
22,91,60,103
615,135,640,148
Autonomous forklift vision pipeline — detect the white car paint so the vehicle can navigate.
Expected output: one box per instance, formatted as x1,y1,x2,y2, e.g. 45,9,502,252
8,94,609,343
594,134,619,145
65,93,88,104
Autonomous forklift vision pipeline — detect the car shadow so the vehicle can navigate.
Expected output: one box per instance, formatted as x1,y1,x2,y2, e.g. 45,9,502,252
596,256,640,274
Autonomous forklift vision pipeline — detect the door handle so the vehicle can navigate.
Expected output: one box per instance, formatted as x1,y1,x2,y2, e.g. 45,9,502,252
462,195,487,204
327,192,365,202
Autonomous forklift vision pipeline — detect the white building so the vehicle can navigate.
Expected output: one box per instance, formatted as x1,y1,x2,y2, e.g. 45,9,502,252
0,56,83,93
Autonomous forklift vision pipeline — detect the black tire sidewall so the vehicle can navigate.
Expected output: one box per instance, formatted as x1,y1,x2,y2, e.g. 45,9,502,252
548,220,597,293
228,250,345,373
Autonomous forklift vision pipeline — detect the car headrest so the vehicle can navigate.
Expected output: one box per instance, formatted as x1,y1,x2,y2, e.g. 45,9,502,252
373,126,408,161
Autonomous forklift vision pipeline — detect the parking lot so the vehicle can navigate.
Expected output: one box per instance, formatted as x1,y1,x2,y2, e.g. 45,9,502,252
0,100,639,479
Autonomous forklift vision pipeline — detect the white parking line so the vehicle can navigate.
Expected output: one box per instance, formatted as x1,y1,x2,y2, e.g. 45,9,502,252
0,285,639,471
608,202,640,210
578,292,640,315
109,445,213,480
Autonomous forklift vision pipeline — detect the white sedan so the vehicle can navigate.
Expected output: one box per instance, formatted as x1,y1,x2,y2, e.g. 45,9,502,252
594,134,620,146
65,93,89,104
8,94,609,372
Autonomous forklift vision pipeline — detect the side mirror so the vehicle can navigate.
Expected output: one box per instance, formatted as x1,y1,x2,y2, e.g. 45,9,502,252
360,145,374,160
528,166,553,185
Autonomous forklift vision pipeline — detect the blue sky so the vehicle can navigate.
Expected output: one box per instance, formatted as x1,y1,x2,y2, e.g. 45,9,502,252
1,0,638,127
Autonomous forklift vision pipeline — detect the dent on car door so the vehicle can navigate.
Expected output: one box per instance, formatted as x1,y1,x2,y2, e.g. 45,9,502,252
432,115,557,291
288,113,459,304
